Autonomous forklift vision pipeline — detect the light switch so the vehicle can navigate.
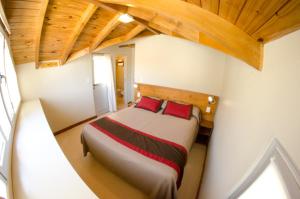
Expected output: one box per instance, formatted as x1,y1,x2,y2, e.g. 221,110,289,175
206,106,211,113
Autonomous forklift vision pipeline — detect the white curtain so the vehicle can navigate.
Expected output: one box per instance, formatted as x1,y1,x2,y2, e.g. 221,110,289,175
104,54,117,112
92,54,117,112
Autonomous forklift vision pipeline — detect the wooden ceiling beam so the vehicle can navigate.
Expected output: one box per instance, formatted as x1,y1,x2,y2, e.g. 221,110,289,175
35,0,49,68
89,13,121,51
38,60,60,68
131,17,160,35
60,3,98,65
66,25,145,63
146,14,239,59
86,0,158,35
96,0,263,70
127,7,255,68
86,0,127,13
93,25,145,51
66,47,90,64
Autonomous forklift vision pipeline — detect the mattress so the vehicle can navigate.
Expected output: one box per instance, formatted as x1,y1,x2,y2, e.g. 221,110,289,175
81,106,199,199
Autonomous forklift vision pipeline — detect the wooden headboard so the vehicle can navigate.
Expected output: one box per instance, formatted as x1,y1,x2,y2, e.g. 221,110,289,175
136,83,219,127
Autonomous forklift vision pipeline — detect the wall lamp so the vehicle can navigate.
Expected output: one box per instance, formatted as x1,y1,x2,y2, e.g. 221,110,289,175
133,83,141,99
206,95,216,113
208,95,216,105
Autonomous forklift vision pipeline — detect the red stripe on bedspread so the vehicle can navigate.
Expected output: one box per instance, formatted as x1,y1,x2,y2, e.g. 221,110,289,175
105,116,187,155
89,117,187,188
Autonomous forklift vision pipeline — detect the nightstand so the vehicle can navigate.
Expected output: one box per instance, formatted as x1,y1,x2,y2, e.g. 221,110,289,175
127,101,134,107
196,120,214,145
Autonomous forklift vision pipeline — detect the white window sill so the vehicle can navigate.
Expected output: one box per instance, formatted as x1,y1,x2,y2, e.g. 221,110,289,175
12,99,98,199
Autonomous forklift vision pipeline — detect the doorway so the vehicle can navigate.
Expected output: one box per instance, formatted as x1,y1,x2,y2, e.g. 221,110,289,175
115,56,126,110
92,54,117,116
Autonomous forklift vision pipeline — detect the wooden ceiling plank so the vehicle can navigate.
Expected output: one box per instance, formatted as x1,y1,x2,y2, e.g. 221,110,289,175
186,0,201,7
201,0,220,14
104,22,136,40
94,25,145,51
40,0,91,62
252,0,300,43
96,0,262,70
236,0,288,34
124,24,146,39
86,0,158,35
60,3,98,65
5,1,41,10
89,13,121,51
219,0,247,24
71,10,117,52
67,25,145,63
35,0,49,68
94,35,127,51
5,8,40,17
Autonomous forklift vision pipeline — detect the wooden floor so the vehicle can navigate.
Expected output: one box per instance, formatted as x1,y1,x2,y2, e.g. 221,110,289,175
55,122,206,199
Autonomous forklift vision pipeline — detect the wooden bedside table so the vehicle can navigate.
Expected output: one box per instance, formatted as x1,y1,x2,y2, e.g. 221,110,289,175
127,101,134,107
197,120,214,145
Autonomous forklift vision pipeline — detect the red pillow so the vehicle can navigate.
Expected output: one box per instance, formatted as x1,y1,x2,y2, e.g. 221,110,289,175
135,96,163,113
163,101,193,120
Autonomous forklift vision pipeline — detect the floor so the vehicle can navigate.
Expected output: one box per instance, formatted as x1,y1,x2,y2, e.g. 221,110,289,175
55,122,207,199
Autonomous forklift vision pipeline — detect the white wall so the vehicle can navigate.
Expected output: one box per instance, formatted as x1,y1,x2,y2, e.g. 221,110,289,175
97,43,135,104
200,30,300,199
16,55,95,132
135,34,226,96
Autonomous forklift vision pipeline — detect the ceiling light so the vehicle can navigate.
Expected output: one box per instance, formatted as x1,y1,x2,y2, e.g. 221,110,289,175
118,14,134,23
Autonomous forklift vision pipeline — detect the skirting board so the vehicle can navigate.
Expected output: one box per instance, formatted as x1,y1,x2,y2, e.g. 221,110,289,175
54,116,97,135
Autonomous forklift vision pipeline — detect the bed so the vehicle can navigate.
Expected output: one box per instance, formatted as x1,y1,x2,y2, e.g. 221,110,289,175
81,102,200,199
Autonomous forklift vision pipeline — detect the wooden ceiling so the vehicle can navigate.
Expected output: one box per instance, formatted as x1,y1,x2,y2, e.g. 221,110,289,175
3,0,300,70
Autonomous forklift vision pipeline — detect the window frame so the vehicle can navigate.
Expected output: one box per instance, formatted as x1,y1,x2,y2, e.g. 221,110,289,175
0,24,21,184
228,138,300,199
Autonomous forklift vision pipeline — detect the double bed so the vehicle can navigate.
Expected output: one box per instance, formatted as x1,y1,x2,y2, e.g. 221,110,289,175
81,103,200,199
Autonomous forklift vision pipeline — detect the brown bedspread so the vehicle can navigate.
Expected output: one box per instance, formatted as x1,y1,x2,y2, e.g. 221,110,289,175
81,107,199,199
89,116,187,188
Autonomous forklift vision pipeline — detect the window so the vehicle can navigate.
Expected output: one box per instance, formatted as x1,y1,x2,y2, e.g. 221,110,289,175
239,161,289,199
0,174,7,199
0,25,21,197
229,139,300,199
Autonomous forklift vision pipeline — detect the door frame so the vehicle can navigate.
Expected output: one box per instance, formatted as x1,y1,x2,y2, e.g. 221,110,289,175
114,55,128,106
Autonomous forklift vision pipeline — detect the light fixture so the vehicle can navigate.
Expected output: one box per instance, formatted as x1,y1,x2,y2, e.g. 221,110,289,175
133,83,138,88
206,95,215,113
208,95,216,105
118,14,134,23
137,91,141,98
